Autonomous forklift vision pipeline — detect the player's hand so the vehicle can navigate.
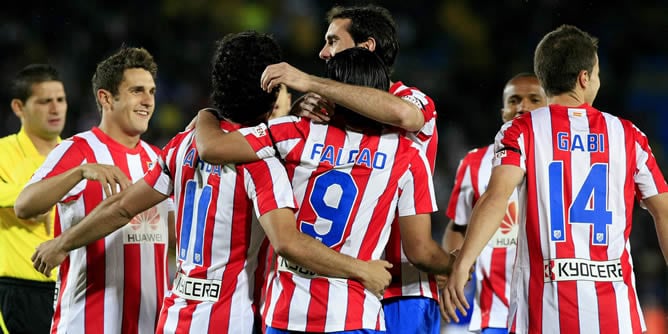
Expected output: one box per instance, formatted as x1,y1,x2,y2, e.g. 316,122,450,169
269,84,292,120
79,164,132,197
290,93,334,123
261,62,312,93
441,263,472,323
358,260,393,298
31,238,67,276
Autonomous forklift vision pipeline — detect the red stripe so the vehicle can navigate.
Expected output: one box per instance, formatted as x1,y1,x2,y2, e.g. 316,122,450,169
522,113,543,333
482,247,508,327
585,108,620,333
305,279,330,332
176,300,197,333
269,272,297,328
154,243,167,326
51,256,69,333
622,121,644,333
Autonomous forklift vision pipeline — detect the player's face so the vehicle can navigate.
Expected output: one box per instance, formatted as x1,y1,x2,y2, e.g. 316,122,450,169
501,76,546,122
109,68,156,137
319,18,357,62
17,81,67,140
584,54,601,105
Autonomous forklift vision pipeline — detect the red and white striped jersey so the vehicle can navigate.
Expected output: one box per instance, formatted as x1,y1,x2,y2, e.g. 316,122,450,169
143,122,296,334
28,127,171,334
383,81,441,300
241,116,438,332
494,104,668,334
446,144,517,330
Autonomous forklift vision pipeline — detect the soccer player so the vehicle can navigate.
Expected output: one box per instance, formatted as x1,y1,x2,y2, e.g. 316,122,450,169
289,6,441,332
195,47,453,333
15,47,175,333
29,32,393,334
0,64,67,334
442,24,668,334
442,73,546,333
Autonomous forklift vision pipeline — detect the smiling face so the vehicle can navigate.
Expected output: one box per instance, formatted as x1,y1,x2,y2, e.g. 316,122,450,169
501,76,547,122
319,18,357,62
16,80,67,140
104,68,156,138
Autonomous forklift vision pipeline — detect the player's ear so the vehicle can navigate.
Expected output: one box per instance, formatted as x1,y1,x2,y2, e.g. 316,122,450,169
10,98,24,119
576,69,589,90
359,37,377,52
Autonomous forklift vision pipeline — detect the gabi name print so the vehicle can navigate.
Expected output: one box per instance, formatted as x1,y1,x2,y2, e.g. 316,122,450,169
556,132,605,152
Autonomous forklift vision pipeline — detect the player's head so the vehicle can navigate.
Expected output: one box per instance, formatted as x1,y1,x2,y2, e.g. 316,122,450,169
501,72,547,122
320,5,398,71
10,64,67,140
326,47,389,131
92,46,158,136
210,31,282,126
534,24,599,104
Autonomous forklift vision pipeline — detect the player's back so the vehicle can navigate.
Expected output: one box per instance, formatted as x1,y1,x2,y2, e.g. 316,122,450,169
501,104,665,333
148,122,295,333
255,116,436,332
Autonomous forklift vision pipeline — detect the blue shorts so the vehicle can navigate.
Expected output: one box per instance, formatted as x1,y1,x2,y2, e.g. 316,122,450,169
265,327,384,334
482,328,509,334
382,297,440,334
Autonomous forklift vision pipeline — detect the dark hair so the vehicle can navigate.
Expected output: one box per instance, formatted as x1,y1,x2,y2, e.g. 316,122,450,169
534,25,598,97
91,46,157,112
210,31,282,126
326,47,389,131
11,64,61,102
327,5,398,70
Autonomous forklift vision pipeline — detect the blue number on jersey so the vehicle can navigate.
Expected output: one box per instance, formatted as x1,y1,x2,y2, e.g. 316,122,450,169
300,170,358,248
180,180,213,265
548,162,612,245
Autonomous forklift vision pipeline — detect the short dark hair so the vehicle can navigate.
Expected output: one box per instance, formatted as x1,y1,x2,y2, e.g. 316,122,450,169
327,4,399,70
210,31,282,126
534,25,598,97
11,64,61,102
326,47,389,131
91,46,158,112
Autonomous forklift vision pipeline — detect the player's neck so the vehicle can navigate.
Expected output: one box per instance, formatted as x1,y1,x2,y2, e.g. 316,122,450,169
97,122,141,149
548,91,586,108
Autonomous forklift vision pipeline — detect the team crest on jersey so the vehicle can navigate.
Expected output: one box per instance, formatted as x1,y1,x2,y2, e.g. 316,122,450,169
401,95,425,110
488,200,518,248
253,125,267,137
124,205,166,244
146,161,154,169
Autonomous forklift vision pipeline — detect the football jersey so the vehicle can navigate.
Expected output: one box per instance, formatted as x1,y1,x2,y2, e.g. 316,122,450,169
383,81,440,300
241,116,438,332
446,144,517,330
494,104,668,334
143,122,296,334
28,127,171,334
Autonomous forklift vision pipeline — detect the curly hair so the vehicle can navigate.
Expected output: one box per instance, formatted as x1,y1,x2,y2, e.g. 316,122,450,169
91,46,157,112
327,4,399,71
326,47,389,132
210,31,282,126
11,64,62,102
534,25,598,97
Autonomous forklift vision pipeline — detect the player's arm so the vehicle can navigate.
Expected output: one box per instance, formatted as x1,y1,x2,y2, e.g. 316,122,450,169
31,180,168,275
195,109,261,165
443,221,467,253
15,163,131,219
399,213,455,275
261,62,424,131
259,208,392,297
443,164,524,320
642,192,668,265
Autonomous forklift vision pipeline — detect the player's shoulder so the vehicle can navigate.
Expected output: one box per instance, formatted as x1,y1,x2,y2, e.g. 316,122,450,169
0,132,18,148
461,144,493,163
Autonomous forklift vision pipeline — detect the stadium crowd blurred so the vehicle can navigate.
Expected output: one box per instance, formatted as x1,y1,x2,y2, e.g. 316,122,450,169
1,0,666,327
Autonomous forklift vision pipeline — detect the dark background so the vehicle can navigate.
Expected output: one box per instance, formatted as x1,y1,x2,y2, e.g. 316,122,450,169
2,0,667,316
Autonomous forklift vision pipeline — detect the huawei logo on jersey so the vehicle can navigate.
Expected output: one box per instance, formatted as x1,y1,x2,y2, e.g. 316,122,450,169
488,200,519,248
123,206,166,244
129,206,160,230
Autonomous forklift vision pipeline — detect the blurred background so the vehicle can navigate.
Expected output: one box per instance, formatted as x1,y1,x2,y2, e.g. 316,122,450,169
2,0,667,330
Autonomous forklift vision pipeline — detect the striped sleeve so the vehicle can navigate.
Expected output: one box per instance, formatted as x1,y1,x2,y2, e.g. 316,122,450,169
239,123,276,159
144,138,177,196
493,118,526,169
243,156,297,217
397,148,437,216
629,122,668,198
445,150,477,225
28,139,87,201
